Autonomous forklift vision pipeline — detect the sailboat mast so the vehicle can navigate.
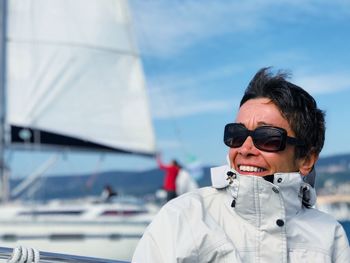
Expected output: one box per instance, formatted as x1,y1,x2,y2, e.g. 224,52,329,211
0,0,8,202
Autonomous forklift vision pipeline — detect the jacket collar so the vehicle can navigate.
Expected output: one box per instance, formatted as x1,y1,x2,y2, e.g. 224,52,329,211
210,165,316,221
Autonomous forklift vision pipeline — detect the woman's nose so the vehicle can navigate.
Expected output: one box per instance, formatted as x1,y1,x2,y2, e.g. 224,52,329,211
237,136,259,156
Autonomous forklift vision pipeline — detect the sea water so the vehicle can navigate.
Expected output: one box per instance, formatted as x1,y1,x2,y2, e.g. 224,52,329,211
340,221,350,242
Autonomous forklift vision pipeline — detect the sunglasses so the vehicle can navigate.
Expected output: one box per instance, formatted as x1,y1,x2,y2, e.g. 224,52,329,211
223,123,304,152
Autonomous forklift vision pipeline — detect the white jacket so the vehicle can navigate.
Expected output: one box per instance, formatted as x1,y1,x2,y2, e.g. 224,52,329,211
132,165,350,262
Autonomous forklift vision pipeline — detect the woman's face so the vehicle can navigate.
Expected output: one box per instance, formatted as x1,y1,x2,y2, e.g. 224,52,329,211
228,98,302,176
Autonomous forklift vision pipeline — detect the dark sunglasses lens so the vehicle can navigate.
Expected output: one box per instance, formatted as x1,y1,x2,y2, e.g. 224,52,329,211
224,124,248,148
254,128,283,151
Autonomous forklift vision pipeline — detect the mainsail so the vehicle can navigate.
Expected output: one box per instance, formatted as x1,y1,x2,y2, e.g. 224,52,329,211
0,2,157,260
3,0,156,155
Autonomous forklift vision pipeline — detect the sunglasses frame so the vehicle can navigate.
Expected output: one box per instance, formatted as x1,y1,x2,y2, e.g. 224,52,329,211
223,123,304,152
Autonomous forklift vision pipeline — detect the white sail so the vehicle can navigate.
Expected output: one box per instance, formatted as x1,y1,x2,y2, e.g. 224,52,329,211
6,0,155,155
0,1,159,261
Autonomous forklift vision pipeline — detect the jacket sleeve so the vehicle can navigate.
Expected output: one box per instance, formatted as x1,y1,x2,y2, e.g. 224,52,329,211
333,223,350,263
132,196,243,263
132,203,198,262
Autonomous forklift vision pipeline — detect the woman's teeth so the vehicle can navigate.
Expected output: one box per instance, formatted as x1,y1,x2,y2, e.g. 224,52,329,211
239,165,264,172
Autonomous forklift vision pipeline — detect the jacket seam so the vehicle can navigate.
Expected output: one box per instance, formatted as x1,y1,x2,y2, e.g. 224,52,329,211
334,246,348,261
277,188,287,263
289,244,333,255
254,178,261,263
147,229,166,261
167,200,201,262
200,238,234,258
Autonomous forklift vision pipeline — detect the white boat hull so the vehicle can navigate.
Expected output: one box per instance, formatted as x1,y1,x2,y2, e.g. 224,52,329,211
0,198,158,261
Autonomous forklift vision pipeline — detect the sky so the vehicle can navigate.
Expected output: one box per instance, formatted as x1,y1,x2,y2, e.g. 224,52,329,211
8,0,350,178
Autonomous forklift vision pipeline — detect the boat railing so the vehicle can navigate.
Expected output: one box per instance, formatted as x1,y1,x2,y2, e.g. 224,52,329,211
0,246,129,263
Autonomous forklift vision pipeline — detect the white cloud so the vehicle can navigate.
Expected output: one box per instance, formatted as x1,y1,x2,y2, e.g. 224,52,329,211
295,72,350,95
157,139,182,150
129,0,350,58
146,59,350,120
146,64,241,119
153,98,232,119
149,86,233,120
129,1,266,57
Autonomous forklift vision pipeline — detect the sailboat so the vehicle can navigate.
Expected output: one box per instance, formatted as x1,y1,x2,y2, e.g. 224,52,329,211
0,0,158,261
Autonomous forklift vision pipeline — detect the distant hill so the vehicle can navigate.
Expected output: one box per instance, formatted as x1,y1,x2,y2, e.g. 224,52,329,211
315,153,350,190
316,153,350,173
10,153,350,201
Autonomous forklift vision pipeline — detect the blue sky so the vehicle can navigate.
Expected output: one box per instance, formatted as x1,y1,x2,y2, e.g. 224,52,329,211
9,0,350,177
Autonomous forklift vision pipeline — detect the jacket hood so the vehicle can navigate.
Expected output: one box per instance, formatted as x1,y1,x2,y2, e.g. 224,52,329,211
210,165,317,222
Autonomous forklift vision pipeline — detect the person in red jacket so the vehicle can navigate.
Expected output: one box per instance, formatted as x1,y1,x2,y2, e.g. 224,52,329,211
156,154,180,201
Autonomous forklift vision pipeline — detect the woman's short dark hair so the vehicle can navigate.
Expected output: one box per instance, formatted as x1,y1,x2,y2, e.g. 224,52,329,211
240,67,325,159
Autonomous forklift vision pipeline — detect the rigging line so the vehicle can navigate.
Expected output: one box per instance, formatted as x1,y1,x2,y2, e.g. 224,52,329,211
11,154,59,198
173,116,189,157
158,86,201,165
0,0,8,202
158,87,190,159
85,154,104,191
7,38,140,58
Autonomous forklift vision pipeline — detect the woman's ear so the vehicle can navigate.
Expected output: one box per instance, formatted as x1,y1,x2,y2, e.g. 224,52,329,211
298,152,318,176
